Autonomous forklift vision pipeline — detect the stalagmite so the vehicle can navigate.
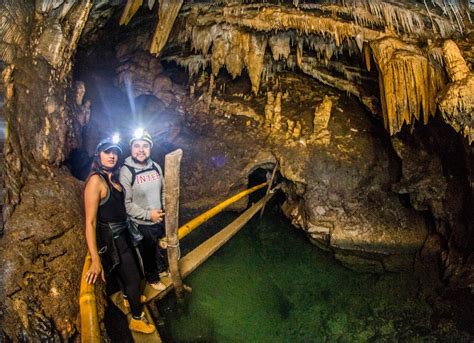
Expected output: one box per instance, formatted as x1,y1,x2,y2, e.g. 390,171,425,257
207,73,215,105
371,37,444,134
293,121,302,139
271,91,283,132
286,119,295,139
264,91,275,128
310,95,332,145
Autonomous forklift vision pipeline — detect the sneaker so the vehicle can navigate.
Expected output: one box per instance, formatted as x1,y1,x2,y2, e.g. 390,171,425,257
150,281,167,291
129,313,156,334
123,295,147,308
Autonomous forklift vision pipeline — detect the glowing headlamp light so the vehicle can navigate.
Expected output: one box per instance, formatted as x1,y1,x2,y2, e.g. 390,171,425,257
112,133,120,144
134,128,144,139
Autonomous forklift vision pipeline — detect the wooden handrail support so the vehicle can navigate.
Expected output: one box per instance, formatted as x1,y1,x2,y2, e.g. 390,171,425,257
178,181,268,240
79,254,100,343
145,191,276,302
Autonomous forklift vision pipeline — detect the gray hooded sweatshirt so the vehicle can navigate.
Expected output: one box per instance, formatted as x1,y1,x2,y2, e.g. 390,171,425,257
119,156,165,226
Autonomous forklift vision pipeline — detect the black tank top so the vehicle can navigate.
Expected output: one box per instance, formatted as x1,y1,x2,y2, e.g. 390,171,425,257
96,173,127,223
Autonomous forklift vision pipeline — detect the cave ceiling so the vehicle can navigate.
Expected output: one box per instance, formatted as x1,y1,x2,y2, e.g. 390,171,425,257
73,0,473,143
1,1,472,142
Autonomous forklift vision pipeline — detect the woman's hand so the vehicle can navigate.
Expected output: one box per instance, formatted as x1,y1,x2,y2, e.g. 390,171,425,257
85,259,105,284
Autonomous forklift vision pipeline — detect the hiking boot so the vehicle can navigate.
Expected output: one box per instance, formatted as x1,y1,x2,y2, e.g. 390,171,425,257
150,281,167,291
129,313,156,334
159,270,170,278
123,295,147,308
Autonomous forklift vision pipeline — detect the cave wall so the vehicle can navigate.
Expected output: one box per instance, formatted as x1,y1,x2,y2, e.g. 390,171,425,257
0,1,95,340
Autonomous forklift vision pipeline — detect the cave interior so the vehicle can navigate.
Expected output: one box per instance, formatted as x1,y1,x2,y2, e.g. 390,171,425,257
0,0,473,341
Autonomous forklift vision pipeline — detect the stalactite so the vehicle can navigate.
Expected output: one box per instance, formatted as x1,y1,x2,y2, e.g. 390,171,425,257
0,0,33,64
194,6,384,44
364,42,371,71
430,0,468,32
268,33,291,61
191,26,214,55
299,58,361,98
428,46,444,67
119,0,143,25
246,34,267,95
296,38,303,67
211,36,230,76
437,40,474,143
164,55,210,79
371,37,445,135
150,0,184,55
225,29,248,79
442,40,470,82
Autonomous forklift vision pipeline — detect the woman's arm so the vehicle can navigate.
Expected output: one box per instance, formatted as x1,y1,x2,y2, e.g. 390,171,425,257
84,175,106,284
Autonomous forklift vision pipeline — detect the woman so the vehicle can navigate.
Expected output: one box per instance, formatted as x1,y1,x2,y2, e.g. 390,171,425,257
84,136,155,334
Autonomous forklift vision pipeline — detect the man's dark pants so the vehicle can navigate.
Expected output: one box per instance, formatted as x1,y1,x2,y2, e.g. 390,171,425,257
137,222,168,283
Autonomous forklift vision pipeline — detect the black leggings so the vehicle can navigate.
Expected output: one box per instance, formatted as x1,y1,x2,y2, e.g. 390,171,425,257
111,235,142,318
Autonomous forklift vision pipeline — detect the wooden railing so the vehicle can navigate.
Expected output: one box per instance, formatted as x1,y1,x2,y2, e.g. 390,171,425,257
79,181,268,341
79,254,100,343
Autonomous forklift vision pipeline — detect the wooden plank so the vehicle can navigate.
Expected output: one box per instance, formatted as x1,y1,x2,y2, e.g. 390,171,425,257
164,149,184,299
143,193,274,301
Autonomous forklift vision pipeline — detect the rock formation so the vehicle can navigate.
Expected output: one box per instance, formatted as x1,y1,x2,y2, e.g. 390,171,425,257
0,0,472,340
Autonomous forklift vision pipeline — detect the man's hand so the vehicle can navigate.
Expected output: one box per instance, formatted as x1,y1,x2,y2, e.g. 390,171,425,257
150,209,165,223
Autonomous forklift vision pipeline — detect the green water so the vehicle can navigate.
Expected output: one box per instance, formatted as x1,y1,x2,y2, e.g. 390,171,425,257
157,207,457,342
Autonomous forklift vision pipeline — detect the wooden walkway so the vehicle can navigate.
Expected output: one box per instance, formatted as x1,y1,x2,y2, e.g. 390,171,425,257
111,193,274,342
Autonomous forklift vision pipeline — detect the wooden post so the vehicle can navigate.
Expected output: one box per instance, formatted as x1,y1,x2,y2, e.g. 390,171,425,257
260,163,279,219
164,149,184,299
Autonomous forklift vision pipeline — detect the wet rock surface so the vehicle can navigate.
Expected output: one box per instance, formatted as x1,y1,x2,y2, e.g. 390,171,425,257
0,175,91,341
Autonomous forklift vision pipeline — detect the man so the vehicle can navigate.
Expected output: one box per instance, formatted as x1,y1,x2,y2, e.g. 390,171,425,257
120,129,168,291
